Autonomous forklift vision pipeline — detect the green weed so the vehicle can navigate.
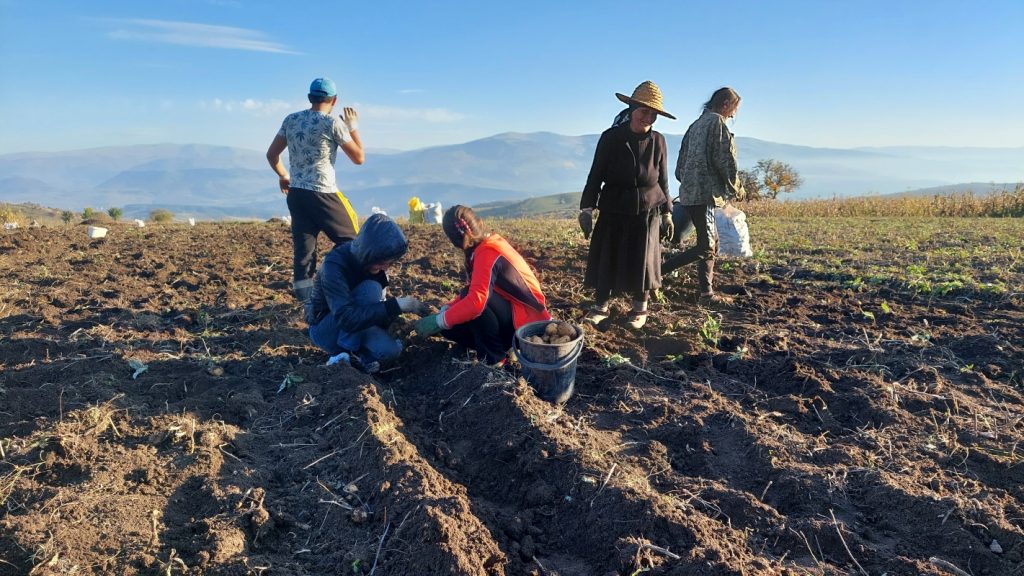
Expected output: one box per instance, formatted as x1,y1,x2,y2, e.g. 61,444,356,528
699,313,721,348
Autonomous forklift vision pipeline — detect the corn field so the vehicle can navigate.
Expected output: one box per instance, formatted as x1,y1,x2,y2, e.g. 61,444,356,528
740,184,1024,218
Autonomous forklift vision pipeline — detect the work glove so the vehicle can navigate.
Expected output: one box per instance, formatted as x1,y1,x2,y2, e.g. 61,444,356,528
396,296,423,315
578,209,593,240
341,107,359,132
414,314,444,337
659,213,674,242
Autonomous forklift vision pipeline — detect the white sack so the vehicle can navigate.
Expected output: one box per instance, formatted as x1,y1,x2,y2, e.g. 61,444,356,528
714,205,753,258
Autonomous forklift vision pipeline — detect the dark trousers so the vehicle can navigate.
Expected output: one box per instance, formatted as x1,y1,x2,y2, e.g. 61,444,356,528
441,294,514,364
286,188,358,298
662,204,718,293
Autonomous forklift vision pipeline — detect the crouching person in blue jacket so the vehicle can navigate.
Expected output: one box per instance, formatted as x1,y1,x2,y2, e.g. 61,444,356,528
305,214,421,372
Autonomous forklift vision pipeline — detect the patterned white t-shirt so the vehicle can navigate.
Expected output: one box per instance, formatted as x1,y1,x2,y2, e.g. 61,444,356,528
277,109,353,194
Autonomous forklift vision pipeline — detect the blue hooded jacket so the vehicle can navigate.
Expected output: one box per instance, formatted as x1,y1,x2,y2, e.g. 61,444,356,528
305,214,409,331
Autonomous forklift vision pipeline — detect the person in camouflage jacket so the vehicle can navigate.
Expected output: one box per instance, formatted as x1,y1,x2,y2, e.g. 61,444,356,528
662,87,744,305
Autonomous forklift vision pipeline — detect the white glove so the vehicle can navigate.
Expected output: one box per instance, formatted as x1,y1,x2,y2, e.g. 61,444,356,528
342,107,359,132
326,352,350,366
396,296,422,314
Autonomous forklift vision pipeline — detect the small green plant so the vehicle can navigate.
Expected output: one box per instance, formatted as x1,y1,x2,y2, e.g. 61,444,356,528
699,313,721,348
82,207,95,220
107,207,123,221
603,353,629,367
908,278,932,294
880,301,892,314
128,358,149,379
843,276,865,291
910,330,931,344
653,289,668,305
728,345,748,362
61,210,74,225
277,373,305,394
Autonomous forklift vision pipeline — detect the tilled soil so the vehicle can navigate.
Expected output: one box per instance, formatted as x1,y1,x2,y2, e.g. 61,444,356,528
1,221,1022,576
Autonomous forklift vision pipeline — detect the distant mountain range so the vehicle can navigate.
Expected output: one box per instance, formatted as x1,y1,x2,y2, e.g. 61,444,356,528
0,134,1021,220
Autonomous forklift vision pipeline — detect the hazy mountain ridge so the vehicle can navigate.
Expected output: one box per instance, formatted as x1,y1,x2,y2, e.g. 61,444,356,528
1,135,1021,220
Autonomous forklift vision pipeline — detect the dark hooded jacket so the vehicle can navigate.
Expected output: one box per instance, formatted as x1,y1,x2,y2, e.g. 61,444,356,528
305,214,408,331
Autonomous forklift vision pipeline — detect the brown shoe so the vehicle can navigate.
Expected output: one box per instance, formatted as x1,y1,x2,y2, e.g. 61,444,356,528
583,307,610,324
698,292,734,307
625,311,648,329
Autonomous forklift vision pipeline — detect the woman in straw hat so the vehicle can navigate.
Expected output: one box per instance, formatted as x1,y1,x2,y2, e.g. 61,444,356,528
661,87,744,306
578,81,675,329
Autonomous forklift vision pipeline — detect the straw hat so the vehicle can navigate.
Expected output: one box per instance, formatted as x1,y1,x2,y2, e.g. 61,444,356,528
615,81,676,120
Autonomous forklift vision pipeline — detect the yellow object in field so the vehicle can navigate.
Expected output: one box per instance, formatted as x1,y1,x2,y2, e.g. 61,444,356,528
408,196,426,223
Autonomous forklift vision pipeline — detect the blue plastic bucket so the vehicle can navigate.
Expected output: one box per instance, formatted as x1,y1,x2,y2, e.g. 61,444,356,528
514,321,584,404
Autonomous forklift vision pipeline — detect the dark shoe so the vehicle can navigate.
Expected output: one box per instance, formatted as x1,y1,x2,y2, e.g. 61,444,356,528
698,292,734,307
350,354,380,374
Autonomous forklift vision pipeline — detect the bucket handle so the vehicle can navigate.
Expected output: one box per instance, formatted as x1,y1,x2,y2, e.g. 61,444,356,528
514,338,584,372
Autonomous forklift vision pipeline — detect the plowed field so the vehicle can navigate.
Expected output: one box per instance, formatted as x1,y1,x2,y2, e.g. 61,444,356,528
1,217,1022,575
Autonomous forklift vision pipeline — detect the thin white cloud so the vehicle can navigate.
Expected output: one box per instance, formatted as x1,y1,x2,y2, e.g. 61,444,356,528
359,104,465,123
398,88,425,94
201,98,294,115
104,18,299,54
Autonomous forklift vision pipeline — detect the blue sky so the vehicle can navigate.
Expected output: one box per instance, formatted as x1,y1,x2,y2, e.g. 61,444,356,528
1,0,1022,154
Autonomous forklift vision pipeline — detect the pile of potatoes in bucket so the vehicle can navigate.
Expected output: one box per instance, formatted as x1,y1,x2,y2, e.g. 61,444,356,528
525,321,577,345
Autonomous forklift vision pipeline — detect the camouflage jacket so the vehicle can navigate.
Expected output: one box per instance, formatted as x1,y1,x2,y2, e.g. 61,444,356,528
675,110,743,206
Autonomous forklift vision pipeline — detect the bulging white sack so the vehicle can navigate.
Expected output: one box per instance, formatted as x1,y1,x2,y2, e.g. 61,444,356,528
715,205,753,258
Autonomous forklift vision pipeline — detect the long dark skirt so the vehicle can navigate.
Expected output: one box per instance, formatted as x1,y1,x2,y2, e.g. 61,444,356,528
584,210,662,300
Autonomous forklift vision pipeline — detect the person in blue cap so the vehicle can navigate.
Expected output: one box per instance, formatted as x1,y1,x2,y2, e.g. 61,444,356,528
267,77,366,303
305,214,423,373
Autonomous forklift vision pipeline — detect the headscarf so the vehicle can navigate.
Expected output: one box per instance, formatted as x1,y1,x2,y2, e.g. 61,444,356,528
611,105,636,128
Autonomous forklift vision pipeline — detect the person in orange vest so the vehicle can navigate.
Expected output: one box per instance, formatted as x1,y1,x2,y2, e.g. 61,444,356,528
415,205,551,366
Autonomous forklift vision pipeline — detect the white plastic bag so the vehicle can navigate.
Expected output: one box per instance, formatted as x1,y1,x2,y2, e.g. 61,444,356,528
714,205,753,257
425,202,444,224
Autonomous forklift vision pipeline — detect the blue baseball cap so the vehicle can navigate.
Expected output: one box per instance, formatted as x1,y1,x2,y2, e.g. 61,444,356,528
309,77,337,98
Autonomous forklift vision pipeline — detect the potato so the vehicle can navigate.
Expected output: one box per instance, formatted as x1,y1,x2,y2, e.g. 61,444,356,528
556,323,575,337
530,335,544,344
544,322,559,336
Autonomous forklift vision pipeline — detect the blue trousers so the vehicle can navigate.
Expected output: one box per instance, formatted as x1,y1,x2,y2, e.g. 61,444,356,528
309,280,402,362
